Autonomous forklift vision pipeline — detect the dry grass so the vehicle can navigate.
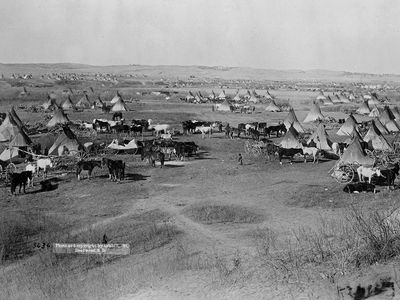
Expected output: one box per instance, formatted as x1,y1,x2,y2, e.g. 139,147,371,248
184,203,264,224
252,204,400,290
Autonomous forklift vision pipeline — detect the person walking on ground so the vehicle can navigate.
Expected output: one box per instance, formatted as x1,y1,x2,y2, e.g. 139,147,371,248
238,153,243,165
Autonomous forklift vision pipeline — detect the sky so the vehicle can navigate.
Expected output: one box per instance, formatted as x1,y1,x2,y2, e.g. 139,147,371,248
1,0,400,74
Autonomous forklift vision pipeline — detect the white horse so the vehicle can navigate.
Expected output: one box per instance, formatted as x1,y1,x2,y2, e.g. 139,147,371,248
148,119,171,136
302,146,320,163
357,166,384,184
195,125,212,139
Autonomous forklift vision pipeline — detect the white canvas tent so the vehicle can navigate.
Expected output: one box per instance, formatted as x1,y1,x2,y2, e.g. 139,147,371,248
303,102,325,123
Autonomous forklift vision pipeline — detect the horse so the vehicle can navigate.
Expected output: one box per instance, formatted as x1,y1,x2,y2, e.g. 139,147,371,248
36,158,54,178
195,125,212,139
76,160,102,180
276,147,304,164
265,124,287,138
25,163,36,187
141,150,165,168
10,171,33,195
101,158,125,181
148,119,170,136
357,166,384,184
302,146,321,163
248,128,260,141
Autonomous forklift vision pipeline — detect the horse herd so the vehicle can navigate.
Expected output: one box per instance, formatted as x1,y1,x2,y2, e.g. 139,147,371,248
6,137,200,195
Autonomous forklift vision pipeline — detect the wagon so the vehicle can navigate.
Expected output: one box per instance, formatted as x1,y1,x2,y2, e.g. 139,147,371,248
330,161,360,184
0,161,17,185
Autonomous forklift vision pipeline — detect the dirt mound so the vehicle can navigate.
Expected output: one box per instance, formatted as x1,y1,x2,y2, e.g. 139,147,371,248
184,204,264,224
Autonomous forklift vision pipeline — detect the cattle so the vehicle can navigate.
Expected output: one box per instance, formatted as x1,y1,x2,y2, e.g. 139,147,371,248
302,146,321,163
141,150,165,168
102,158,125,181
76,160,102,180
276,148,304,164
10,171,33,195
36,158,53,178
357,166,384,184
343,182,376,193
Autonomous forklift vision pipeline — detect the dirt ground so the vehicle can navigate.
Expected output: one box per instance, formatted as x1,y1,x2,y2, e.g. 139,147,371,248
1,81,399,299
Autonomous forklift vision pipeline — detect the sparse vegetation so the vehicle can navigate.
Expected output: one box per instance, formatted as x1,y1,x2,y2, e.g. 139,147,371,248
184,204,264,224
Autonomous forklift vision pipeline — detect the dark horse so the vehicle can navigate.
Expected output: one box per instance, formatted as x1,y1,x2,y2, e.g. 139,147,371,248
10,171,33,195
76,160,102,180
141,150,165,168
265,124,287,138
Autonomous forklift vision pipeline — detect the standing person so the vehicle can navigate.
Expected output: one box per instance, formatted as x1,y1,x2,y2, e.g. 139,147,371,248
238,153,243,165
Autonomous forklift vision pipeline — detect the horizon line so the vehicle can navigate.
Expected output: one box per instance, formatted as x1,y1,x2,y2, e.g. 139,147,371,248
1,61,399,77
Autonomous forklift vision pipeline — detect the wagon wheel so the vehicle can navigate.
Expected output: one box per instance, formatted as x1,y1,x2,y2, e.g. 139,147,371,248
77,150,88,161
6,162,16,174
333,165,354,184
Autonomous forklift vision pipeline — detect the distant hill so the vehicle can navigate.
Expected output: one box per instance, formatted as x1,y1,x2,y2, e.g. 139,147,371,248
1,63,399,83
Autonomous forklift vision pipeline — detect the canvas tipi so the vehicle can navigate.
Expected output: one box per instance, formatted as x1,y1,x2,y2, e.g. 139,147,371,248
339,138,375,166
303,102,325,123
215,99,233,112
363,121,392,151
61,96,76,111
307,123,332,150
48,126,82,156
336,115,358,136
47,109,70,127
283,108,305,133
111,98,128,112
111,91,123,104
265,100,281,112
356,101,371,115
76,93,91,109
279,125,302,149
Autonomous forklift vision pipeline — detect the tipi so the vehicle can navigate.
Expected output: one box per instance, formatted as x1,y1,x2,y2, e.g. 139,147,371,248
215,99,233,112
265,100,281,112
303,101,325,123
111,91,123,104
279,125,302,149
47,109,70,127
336,115,358,136
48,126,82,156
283,108,305,133
307,123,332,150
61,96,76,111
363,121,392,151
356,101,371,115
111,98,128,112
339,138,375,166
76,93,91,109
